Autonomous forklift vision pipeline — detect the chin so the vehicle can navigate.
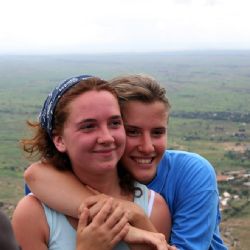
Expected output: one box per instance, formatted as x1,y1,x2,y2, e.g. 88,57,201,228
136,174,153,185
98,162,117,171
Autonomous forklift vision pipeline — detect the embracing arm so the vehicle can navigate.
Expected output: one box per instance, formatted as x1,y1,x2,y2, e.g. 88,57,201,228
25,163,173,249
24,162,92,218
25,162,158,232
125,227,176,250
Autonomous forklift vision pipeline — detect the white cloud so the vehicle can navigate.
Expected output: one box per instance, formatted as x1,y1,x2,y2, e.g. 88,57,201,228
0,0,250,53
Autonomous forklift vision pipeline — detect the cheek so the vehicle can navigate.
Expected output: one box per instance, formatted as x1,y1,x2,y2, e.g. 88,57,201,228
73,135,96,152
124,138,137,153
115,129,126,145
155,138,167,153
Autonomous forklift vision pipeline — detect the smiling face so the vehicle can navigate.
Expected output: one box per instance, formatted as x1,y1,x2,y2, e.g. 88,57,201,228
53,90,126,184
121,100,168,184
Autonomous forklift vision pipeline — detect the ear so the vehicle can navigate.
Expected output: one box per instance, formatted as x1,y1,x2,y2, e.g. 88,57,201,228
53,134,67,153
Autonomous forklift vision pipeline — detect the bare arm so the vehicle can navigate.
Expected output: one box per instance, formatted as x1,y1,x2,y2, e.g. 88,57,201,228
125,227,177,250
25,162,157,232
12,195,49,250
25,162,92,218
126,191,172,249
149,192,171,240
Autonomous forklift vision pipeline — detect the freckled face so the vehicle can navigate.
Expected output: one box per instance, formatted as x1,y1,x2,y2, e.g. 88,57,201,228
121,101,168,184
53,90,126,182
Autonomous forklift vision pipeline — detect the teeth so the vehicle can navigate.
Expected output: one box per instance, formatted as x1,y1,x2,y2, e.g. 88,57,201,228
135,158,152,164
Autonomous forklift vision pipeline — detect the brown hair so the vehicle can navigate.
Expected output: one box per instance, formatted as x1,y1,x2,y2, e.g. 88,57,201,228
110,74,171,112
21,77,118,170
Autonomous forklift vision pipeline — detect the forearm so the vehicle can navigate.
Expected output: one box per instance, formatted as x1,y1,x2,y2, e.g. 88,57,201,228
24,163,164,236
125,226,172,250
113,198,157,233
24,162,93,218
24,162,154,231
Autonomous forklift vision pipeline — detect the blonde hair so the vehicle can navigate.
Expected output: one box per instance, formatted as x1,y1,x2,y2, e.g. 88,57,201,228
110,74,171,111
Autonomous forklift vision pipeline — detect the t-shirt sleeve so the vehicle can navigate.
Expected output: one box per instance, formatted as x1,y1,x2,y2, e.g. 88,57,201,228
169,154,222,249
170,190,218,249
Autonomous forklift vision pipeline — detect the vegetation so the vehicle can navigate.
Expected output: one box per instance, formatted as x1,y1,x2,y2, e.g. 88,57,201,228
1,51,250,248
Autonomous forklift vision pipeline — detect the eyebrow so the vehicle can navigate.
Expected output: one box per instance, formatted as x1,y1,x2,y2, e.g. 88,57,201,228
77,118,96,125
124,124,166,130
124,124,140,129
77,115,122,125
110,115,123,120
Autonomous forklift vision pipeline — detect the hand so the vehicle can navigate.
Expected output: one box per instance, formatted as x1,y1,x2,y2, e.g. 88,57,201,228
124,227,177,250
78,194,150,229
78,193,111,219
76,198,129,250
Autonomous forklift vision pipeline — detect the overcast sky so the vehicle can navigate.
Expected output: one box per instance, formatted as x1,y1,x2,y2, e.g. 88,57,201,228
1,0,249,54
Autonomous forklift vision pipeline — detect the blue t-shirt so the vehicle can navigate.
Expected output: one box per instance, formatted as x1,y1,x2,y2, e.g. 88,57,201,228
147,150,227,250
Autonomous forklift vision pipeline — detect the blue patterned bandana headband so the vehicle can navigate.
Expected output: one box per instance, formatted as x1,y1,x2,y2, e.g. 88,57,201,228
39,74,94,138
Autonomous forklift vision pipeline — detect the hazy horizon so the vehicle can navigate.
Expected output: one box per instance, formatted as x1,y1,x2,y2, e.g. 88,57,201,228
1,0,250,55
1,49,250,57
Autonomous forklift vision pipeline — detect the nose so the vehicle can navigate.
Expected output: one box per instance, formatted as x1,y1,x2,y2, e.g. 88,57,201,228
138,133,154,154
97,127,115,144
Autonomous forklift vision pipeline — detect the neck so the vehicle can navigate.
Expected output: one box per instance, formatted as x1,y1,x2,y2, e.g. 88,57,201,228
75,169,122,197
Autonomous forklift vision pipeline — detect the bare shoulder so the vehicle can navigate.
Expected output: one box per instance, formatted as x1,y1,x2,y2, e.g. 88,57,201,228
13,195,44,220
149,191,171,240
24,161,46,181
12,195,49,250
152,192,167,207
149,191,169,215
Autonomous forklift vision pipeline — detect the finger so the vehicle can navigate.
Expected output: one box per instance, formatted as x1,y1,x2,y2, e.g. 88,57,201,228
77,208,89,232
108,212,129,236
82,196,99,208
110,223,130,246
79,195,112,219
78,196,102,216
88,199,109,219
92,198,113,224
84,194,109,209
105,205,126,229
78,203,91,218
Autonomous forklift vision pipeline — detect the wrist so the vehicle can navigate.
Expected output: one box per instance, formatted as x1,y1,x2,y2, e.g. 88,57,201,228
130,204,156,232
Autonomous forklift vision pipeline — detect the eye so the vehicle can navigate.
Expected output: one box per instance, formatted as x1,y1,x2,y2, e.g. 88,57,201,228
125,127,141,137
109,118,123,128
80,122,97,132
151,128,166,137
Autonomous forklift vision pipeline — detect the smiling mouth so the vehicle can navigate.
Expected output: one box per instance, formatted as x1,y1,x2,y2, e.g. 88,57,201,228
132,157,154,164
